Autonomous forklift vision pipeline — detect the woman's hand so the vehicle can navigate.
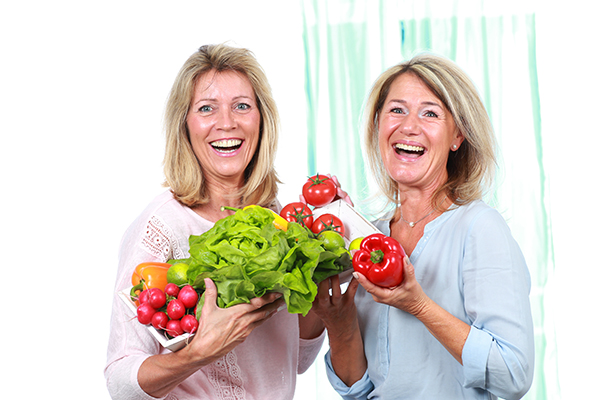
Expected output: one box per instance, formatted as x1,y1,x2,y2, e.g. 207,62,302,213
311,274,360,334
138,278,284,397
352,256,430,316
186,278,284,365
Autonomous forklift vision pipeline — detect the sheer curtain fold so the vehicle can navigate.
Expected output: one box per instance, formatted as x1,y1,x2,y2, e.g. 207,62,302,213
300,1,556,398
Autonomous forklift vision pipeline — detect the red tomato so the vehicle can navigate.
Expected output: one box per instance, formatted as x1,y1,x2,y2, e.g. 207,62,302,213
311,213,345,236
280,202,314,228
302,174,336,207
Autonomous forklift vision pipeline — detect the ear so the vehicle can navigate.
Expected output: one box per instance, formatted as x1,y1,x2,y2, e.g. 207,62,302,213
451,130,465,151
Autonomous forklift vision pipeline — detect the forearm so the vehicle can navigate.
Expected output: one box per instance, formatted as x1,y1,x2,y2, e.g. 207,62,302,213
137,347,209,398
327,319,367,387
414,298,470,364
299,309,325,339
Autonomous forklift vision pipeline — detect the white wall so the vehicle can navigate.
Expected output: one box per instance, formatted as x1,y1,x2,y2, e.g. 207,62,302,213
536,3,600,399
1,1,308,398
1,1,597,399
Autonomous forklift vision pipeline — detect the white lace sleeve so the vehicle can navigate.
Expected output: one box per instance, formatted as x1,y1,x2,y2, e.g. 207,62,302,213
140,215,186,262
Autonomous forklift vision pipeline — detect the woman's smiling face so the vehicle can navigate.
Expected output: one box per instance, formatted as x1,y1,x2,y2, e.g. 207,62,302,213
378,72,463,192
186,69,261,186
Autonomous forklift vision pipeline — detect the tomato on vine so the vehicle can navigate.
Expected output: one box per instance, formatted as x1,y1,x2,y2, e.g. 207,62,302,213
302,174,337,207
311,213,345,236
280,202,314,228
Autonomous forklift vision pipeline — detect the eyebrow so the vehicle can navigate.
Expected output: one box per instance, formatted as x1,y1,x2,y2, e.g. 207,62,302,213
193,95,254,107
388,99,443,108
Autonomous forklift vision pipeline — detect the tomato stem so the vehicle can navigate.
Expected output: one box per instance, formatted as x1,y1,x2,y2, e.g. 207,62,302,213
307,173,330,189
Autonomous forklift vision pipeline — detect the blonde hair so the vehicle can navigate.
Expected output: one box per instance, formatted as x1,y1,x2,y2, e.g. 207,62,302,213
364,53,497,209
163,43,280,208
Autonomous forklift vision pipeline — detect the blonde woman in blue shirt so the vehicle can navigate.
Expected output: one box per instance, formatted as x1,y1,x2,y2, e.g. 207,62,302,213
312,54,535,399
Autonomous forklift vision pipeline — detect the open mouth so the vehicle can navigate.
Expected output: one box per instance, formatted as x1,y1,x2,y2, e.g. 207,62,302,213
210,139,243,154
394,143,425,158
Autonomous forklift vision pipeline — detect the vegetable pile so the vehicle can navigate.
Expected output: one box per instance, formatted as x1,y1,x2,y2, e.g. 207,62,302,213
130,172,351,337
135,283,200,337
170,203,351,317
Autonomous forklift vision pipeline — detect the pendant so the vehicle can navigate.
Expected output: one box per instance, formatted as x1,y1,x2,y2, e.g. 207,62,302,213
409,222,415,228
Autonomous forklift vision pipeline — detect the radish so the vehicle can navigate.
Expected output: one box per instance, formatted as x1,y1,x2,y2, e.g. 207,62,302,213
136,303,156,325
164,283,180,297
167,298,186,320
178,285,199,309
151,311,169,330
180,314,199,334
138,289,150,304
147,288,167,309
166,319,184,337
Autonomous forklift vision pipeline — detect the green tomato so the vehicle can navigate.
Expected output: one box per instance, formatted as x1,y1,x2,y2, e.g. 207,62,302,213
318,230,346,251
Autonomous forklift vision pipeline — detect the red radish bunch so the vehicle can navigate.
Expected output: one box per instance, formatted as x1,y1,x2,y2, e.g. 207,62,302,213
135,283,199,337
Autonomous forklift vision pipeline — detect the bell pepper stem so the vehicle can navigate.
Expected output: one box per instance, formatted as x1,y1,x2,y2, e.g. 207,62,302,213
370,249,385,264
221,206,241,212
130,279,146,301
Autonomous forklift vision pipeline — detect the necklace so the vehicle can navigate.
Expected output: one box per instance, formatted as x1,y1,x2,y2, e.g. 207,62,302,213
399,196,447,228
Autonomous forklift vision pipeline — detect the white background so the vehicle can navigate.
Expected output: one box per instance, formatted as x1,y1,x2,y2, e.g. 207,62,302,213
1,1,597,399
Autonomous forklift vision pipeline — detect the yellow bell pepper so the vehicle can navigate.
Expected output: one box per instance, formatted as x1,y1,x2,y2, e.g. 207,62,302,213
222,205,289,231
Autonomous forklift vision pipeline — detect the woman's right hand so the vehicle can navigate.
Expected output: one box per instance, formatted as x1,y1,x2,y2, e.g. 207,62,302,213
186,278,284,365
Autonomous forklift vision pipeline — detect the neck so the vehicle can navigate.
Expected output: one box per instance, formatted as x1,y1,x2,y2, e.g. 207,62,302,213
396,189,450,228
193,177,245,223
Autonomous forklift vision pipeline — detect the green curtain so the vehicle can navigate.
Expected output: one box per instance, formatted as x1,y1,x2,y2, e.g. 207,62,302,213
301,1,557,399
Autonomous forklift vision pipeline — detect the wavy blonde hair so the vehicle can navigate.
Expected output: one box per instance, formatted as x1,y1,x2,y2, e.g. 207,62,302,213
163,43,280,208
364,53,497,209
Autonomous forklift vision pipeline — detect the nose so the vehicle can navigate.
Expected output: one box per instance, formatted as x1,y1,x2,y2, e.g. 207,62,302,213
400,112,419,134
216,108,237,130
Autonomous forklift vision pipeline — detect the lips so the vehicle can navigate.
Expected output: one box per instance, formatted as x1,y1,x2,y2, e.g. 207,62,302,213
394,142,425,158
210,138,243,154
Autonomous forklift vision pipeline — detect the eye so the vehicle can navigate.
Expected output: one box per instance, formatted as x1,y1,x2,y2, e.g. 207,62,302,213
198,105,212,112
390,107,405,114
236,103,251,111
424,110,438,118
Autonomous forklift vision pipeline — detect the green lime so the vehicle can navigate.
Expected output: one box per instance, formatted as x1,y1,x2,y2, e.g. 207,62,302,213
318,230,346,251
348,237,364,251
167,262,189,286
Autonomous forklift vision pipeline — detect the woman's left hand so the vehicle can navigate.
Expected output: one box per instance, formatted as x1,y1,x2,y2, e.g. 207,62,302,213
353,256,430,317
327,174,354,206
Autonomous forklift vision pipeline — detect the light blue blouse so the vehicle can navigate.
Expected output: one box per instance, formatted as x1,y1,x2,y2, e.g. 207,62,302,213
325,200,535,399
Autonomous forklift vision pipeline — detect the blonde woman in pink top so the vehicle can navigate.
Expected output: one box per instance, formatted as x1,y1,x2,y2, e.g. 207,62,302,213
105,44,327,400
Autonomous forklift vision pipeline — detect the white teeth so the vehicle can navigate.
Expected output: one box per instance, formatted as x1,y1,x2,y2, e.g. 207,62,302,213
211,139,242,148
395,143,425,152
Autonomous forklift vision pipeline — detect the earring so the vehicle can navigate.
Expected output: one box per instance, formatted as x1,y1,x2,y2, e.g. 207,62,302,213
452,144,458,150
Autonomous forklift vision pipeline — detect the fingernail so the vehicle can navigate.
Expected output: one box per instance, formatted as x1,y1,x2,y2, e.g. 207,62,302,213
352,272,359,280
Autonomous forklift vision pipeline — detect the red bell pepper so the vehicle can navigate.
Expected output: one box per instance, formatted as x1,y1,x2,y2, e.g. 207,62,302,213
352,233,407,288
